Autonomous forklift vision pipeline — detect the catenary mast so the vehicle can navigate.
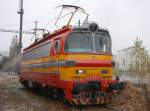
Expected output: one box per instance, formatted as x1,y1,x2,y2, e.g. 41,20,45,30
17,0,24,54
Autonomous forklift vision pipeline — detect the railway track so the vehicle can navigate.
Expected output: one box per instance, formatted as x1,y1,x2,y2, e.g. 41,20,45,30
0,73,150,111
0,74,117,111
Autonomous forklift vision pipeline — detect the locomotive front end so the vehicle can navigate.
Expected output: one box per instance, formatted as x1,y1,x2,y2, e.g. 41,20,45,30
61,22,123,105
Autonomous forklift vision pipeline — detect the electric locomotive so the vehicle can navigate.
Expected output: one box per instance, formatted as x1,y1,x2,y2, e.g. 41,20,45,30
20,5,123,105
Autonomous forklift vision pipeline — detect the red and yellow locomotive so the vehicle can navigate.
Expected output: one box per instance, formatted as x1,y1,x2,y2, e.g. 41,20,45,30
20,5,123,105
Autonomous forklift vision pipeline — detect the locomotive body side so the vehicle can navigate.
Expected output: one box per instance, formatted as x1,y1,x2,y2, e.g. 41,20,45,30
20,27,71,88
20,23,123,105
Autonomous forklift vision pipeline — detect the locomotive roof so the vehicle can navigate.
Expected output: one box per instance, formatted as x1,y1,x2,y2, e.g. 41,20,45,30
23,26,71,52
23,23,109,52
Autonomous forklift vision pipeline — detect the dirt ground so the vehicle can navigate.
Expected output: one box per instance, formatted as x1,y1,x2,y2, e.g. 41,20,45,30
0,72,150,111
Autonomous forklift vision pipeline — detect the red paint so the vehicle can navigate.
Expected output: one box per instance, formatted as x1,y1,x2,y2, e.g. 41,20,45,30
20,71,118,100
74,60,112,67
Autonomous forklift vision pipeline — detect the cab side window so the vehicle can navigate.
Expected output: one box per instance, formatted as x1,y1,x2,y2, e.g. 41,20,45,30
54,39,60,53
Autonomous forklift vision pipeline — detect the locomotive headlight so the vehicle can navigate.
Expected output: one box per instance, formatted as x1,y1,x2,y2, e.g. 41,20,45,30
76,70,85,75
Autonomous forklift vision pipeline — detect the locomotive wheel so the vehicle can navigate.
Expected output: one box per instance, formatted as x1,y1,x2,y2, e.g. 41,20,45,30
21,80,29,89
46,87,54,99
46,88,66,102
40,87,49,96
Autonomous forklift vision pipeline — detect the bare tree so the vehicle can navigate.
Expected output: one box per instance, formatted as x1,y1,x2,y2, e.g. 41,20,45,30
9,35,19,58
0,56,9,70
0,35,21,73
130,37,150,75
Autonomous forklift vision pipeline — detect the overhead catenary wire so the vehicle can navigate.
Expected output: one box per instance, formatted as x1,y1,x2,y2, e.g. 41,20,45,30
0,28,34,35
0,0,82,30
0,21,35,28
72,0,81,5
0,0,82,36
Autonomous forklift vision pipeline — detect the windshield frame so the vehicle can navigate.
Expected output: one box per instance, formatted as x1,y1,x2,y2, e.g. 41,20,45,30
63,31,112,55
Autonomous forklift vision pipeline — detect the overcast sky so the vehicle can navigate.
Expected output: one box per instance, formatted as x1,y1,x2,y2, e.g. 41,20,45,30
0,0,150,54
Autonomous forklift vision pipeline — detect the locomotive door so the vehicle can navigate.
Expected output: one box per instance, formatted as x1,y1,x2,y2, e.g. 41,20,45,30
52,38,61,86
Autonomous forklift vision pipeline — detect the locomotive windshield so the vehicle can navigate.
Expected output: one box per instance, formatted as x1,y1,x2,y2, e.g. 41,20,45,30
64,32,93,52
64,32,111,53
95,33,111,53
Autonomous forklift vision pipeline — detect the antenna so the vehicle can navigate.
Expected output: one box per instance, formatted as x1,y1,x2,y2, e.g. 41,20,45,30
55,5,89,28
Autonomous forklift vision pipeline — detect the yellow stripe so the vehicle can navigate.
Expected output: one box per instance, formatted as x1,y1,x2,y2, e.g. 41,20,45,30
21,66,112,81
22,56,53,65
22,54,112,65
